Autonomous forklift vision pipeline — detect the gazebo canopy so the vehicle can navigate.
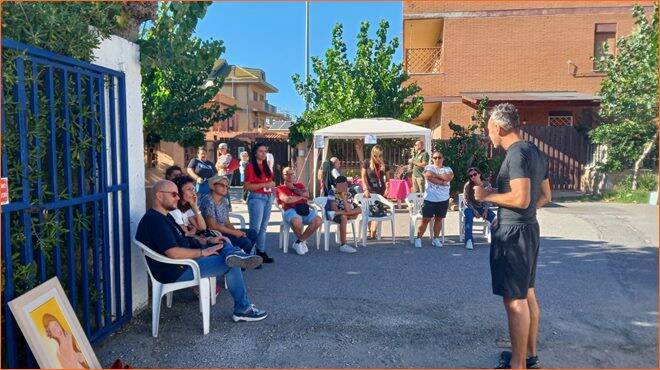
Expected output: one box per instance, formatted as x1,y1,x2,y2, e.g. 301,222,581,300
314,118,431,140
311,118,432,195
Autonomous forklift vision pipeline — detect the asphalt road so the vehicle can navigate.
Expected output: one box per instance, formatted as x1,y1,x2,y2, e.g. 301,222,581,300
95,201,658,368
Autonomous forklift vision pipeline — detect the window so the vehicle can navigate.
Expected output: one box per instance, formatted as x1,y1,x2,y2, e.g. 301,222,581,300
232,84,237,98
228,116,235,131
253,91,258,101
594,23,616,70
548,111,573,126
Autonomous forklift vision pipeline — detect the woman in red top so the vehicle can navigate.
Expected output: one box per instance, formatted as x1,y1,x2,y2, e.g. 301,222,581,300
243,143,276,263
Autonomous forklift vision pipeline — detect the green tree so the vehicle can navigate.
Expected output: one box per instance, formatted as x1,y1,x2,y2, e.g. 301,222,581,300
290,20,424,157
139,2,234,147
590,4,659,190
1,2,122,62
435,98,503,195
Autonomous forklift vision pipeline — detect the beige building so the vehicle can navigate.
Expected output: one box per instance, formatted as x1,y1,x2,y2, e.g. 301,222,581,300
211,59,288,131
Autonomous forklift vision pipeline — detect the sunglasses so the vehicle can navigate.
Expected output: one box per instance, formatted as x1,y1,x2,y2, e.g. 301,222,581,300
214,183,228,188
469,172,479,178
158,191,180,198
432,156,442,160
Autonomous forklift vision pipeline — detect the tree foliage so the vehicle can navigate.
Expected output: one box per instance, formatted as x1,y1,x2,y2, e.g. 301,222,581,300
590,4,659,173
289,21,424,146
435,98,503,195
1,2,122,62
139,2,234,147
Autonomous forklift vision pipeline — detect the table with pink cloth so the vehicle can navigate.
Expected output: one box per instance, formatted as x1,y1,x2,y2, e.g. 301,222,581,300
351,178,412,202
386,179,412,202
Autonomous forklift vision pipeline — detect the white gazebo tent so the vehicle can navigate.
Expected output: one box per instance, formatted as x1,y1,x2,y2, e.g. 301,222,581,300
312,118,432,196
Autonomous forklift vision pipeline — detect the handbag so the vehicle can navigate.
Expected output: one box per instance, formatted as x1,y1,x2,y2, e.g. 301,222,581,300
294,203,311,216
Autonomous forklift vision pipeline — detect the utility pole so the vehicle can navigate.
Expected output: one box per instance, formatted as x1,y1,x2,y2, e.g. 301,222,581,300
305,0,310,110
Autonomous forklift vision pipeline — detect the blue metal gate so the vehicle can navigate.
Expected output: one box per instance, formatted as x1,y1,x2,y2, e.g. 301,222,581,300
1,39,132,367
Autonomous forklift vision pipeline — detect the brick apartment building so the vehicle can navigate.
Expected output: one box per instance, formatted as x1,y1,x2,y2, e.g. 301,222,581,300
403,1,655,139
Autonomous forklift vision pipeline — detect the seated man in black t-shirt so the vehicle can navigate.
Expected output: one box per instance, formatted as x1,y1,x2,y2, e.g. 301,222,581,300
136,180,267,323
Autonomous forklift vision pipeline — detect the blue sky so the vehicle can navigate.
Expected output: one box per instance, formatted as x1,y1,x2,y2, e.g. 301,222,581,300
195,1,403,117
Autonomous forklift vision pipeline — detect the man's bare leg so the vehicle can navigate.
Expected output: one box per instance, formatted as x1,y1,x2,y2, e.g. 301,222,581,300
339,215,348,244
527,288,540,357
504,298,530,369
290,217,304,239
300,217,322,241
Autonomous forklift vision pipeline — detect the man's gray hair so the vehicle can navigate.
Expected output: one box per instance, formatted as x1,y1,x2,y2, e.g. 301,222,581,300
490,103,520,132
330,157,339,164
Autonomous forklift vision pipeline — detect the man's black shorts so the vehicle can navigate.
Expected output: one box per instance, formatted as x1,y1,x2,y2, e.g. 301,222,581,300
490,222,540,299
422,199,449,218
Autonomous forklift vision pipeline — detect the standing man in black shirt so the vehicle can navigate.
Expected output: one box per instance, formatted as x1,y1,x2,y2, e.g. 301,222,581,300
136,180,267,323
474,103,551,369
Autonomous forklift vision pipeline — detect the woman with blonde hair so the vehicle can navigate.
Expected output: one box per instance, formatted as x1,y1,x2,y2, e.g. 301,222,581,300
42,314,89,369
361,144,390,239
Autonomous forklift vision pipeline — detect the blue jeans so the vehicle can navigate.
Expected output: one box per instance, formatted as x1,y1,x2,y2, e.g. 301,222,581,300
226,228,258,254
247,192,274,252
176,244,250,313
464,206,496,242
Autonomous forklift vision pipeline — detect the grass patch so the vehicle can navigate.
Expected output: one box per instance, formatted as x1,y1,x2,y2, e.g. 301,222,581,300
562,173,657,204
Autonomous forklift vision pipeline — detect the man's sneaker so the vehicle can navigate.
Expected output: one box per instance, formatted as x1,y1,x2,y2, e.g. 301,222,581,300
465,239,474,250
414,238,422,248
499,351,540,369
232,304,268,322
256,250,274,263
432,238,443,248
339,244,357,253
299,240,309,254
292,241,306,255
225,253,263,270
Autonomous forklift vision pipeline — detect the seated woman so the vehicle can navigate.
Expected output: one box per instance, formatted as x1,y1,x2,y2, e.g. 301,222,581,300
171,175,210,238
201,175,258,254
325,176,362,253
462,167,497,250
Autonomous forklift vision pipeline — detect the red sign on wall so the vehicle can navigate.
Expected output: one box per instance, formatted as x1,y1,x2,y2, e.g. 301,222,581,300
0,177,8,205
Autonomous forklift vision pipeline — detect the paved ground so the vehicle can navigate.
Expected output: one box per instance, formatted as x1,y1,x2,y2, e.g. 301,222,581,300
95,197,658,368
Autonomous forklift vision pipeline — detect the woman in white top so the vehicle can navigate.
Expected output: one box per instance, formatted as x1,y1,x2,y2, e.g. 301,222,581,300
170,175,207,237
413,151,453,248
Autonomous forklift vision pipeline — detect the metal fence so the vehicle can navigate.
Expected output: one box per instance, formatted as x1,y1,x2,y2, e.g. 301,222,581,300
1,39,132,367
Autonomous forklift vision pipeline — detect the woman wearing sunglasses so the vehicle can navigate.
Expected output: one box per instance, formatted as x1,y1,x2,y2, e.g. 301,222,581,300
413,151,453,248
361,145,390,239
463,167,497,250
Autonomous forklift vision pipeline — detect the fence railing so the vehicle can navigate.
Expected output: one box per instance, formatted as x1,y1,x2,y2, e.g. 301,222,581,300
405,47,442,74
1,38,132,367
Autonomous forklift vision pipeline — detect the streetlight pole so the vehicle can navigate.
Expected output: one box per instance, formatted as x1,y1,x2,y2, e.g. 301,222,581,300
304,0,310,110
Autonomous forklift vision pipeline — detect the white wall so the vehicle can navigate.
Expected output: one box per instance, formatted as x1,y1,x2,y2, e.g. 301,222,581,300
93,35,148,312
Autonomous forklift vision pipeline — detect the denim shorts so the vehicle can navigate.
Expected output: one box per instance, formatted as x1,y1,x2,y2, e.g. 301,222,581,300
283,207,319,225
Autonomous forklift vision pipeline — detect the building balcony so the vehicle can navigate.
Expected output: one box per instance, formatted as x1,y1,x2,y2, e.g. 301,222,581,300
248,99,266,112
265,101,277,114
405,47,442,74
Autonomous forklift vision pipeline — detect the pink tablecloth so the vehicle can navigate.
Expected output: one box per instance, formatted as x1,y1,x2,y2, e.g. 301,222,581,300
386,179,412,202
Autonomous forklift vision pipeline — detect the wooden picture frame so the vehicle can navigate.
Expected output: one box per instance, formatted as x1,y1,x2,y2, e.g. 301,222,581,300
8,277,101,369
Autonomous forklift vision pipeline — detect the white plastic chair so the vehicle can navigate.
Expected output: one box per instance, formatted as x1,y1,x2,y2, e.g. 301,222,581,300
404,192,444,244
312,196,358,251
458,193,496,243
354,193,396,247
275,201,320,253
228,212,246,229
134,238,216,337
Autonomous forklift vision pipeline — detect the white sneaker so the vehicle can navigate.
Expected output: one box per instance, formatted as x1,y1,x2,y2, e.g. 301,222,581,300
300,240,309,254
292,242,306,255
414,238,422,248
465,240,474,250
432,238,443,248
339,244,357,253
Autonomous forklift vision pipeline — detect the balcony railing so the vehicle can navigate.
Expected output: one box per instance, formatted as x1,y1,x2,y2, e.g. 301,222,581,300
248,99,266,112
265,101,277,114
405,47,442,74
